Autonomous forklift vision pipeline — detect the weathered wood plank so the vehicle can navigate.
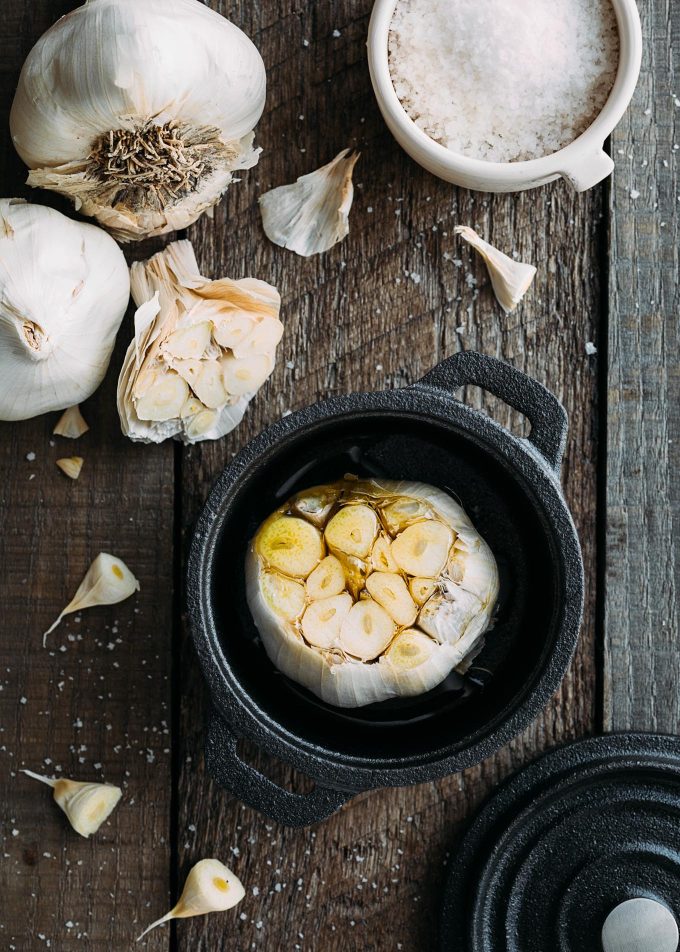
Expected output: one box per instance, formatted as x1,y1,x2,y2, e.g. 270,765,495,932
177,2,602,950
0,4,175,949
604,0,679,732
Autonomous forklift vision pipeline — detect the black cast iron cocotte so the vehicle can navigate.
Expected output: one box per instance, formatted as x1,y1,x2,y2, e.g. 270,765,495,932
187,352,584,827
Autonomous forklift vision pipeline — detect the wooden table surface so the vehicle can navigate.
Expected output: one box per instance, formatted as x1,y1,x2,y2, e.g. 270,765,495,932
1,1,677,950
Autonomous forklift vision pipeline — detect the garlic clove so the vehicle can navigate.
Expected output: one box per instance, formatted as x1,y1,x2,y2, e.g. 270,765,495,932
231,316,284,359
383,629,437,670
306,555,346,601
409,577,437,606
22,769,122,838
339,599,397,661
43,553,140,644
189,362,229,410
256,516,325,579
53,405,89,439
371,535,399,573
213,311,256,349
261,572,307,621
137,859,245,941
455,226,537,314
325,505,379,560
221,353,274,397
184,408,220,441
135,371,190,422
56,457,84,481
391,522,453,578
259,149,360,257
365,572,418,627
302,593,353,649
163,322,213,360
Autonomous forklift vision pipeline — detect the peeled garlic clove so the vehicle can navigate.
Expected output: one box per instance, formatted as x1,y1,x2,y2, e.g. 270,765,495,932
302,593,352,649
306,555,346,600
409,577,437,606
44,553,140,644
340,599,396,661
135,371,189,422
259,149,360,257
22,770,122,838
56,457,84,480
325,505,379,559
256,516,324,579
261,572,307,621
365,572,418,627
371,535,399,573
391,522,453,578
163,322,213,360
138,859,245,941
221,353,274,396
455,226,536,314
213,311,256,349
53,405,89,439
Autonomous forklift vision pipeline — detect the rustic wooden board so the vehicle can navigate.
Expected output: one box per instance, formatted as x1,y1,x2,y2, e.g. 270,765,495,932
604,0,679,733
176,3,602,950
0,4,175,950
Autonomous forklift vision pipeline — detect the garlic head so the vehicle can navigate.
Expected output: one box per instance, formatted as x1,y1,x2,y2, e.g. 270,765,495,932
22,770,122,838
10,0,267,242
0,200,129,422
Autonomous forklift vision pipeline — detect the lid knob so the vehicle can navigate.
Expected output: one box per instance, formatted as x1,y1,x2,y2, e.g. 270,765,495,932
602,898,678,952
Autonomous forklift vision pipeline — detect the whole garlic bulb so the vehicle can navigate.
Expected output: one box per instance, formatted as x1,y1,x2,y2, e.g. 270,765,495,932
10,0,267,242
0,200,130,422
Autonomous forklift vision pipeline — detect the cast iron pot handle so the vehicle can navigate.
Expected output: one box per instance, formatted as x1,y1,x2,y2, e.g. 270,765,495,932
415,352,568,472
205,709,351,827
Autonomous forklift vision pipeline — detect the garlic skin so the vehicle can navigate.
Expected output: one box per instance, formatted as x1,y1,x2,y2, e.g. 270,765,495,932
54,405,89,439
44,552,140,644
0,200,129,422
247,479,499,708
118,241,283,445
455,226,536,314
10,0,266,242
22,770,122,838
56,457,84,480
260,150,360,256
137,859,245,941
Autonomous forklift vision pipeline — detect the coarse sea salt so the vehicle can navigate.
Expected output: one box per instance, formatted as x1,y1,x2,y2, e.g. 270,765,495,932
389,0,620,163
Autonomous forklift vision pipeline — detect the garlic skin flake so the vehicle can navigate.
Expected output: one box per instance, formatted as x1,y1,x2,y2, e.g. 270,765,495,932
260,149,360,256
118,241,283,445
455,226,537,314
247,479,499,708
137,859,245,941
10,0,266,242
43,553,139,644
56,457,84,480
0,200,130,422
54,405,89,439
22,770,122,838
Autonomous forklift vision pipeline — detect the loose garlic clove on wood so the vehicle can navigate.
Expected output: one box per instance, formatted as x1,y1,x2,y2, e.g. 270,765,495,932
21,770,122,838
56,457,84,480
137,859,245,941
53,406,89,439
43,553,139,644
454,226,537,314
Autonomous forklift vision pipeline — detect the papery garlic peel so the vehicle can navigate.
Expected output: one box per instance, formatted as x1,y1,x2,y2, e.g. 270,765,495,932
22,770,122,838
0,200,129,422
246,478,499,707
259,149,360,257
53,405,89,439
118,240,283,445
455,226,536,314
56,457,84,480
137,859,245,940
43,553,140,644
10,0,267,242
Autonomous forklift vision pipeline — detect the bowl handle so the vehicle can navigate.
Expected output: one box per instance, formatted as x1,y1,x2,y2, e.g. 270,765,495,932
559,149,614,192
205,708,351,827
414,352,568,473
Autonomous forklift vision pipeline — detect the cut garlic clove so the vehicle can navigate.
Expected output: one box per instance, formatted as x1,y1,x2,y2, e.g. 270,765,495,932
291,488,339,528
136,371,189,422
180,396,206,419
190,362,229,410
371,535,399,573
409,577,437,606
335,553,369,601
137,859,244,941
184,408,219,441
365,572,418,627
22,769,122,838
325,505,379,559
381,496,433,535
232,315,284,359
455,226,537,314
221,353,274,396
43,553,139,644
306,555,346,600
256,516,324,578
383,629,436,670
53,405,89,439
302,593,352,649
163,322,213,360
261,572,306,621
391,521,453,578
56,457,84,481
212,311,256,349
340,599,397,661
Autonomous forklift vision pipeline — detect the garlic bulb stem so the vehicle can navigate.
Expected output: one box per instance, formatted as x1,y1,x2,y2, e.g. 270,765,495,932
455,226,537,314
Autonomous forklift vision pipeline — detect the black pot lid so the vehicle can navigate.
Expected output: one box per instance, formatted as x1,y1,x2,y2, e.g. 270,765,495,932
440,734,680,952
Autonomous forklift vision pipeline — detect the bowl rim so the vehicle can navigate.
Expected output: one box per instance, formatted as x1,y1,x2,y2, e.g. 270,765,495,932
187,386,584,791
367,0,643,185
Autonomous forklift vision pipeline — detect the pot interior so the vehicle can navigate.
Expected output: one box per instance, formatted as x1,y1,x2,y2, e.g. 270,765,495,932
207,411,562,765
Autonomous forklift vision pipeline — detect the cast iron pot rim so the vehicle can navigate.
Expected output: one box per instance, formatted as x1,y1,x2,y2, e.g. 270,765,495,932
187,384,584,791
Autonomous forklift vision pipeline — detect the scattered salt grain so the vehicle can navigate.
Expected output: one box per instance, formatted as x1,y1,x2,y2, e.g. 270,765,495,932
630,189,641,199
389,0,619,162
585,342,597,355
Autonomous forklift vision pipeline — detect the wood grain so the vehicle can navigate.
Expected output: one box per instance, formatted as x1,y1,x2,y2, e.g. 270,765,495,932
176,2,602,950
604,0,680,733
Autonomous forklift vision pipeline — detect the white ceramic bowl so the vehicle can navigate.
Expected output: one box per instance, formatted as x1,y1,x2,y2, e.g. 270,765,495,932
368,0,642,193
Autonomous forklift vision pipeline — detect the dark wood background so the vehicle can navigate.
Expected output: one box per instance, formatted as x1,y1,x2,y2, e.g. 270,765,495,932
0,1,676,949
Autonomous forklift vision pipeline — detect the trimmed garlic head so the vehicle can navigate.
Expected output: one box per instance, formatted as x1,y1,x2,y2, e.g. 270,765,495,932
118,240,283,445
10,0,266,242
246,478,499,708
0,200,130,422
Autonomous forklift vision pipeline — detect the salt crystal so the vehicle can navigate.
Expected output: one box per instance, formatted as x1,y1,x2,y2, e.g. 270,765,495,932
585,341,597,356
630,189,641,200
389,0,619,162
